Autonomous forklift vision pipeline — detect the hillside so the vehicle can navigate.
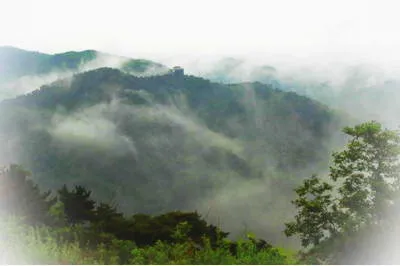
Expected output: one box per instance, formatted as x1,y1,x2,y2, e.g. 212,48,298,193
0,46,169,100
0,65,347,244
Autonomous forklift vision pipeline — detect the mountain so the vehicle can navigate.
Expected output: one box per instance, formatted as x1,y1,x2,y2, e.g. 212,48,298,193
0,46,169,100
0,61,349,245
0,46,95,81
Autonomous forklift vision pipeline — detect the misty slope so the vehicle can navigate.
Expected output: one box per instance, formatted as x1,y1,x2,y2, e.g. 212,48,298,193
199,58,400,128
0,67,346,245
0,46,169,100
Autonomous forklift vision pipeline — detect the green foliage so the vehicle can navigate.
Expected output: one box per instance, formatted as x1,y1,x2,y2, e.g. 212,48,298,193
48,200,68,227
0,190,295,265
331,121,400,226
0,217,96,264
1,219,291,265
284,175,337,247
126,227,292,265
171,221,192,242
0,163,297,264
285,121,400,263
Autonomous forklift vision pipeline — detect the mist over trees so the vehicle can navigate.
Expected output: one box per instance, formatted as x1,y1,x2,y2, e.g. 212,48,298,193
192,57,400,130
1,120,399,264
0,48,351,246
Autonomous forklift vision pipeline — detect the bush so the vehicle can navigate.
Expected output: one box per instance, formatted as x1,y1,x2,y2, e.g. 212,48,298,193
0,217,298,264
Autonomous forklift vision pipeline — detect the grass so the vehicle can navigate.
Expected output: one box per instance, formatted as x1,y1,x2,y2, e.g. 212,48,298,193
0,217,299,264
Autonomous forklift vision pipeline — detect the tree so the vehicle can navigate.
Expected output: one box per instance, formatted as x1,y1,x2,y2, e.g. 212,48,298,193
285,121,400,262
57,185,96,225
90,202,128,239
0,164,56,225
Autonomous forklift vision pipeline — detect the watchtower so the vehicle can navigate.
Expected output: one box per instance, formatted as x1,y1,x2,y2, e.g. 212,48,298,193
171,66,184,77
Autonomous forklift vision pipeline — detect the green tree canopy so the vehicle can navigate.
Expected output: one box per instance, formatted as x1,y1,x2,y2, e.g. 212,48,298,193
285,121,400,263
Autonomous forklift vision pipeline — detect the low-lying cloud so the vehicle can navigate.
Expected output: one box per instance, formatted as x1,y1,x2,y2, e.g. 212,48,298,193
49,103,137,158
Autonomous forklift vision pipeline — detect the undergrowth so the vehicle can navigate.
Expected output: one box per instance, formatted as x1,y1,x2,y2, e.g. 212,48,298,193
0,217,299,264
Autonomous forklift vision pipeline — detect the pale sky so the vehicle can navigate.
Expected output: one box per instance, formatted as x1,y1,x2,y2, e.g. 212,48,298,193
0,0,400,65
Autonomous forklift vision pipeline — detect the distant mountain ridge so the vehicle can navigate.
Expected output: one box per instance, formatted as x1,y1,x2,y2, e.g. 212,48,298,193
0,46,170,100
0,46,168,78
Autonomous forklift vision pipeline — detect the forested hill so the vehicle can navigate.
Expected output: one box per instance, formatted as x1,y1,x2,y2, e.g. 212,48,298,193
10,67,336,132
0,66,347,244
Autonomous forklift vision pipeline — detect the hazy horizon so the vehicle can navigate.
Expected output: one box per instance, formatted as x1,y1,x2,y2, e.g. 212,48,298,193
1,0,400,67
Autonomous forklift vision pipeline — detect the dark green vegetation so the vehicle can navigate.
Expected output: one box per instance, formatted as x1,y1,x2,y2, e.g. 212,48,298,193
285,121,400,264
0,165,296,264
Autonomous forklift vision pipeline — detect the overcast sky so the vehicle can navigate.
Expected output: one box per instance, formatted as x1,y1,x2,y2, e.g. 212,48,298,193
0,0,399,65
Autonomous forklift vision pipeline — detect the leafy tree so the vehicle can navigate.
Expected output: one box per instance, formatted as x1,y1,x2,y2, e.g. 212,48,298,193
284,175,338,247
285,121,400,262
48,200,68,227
